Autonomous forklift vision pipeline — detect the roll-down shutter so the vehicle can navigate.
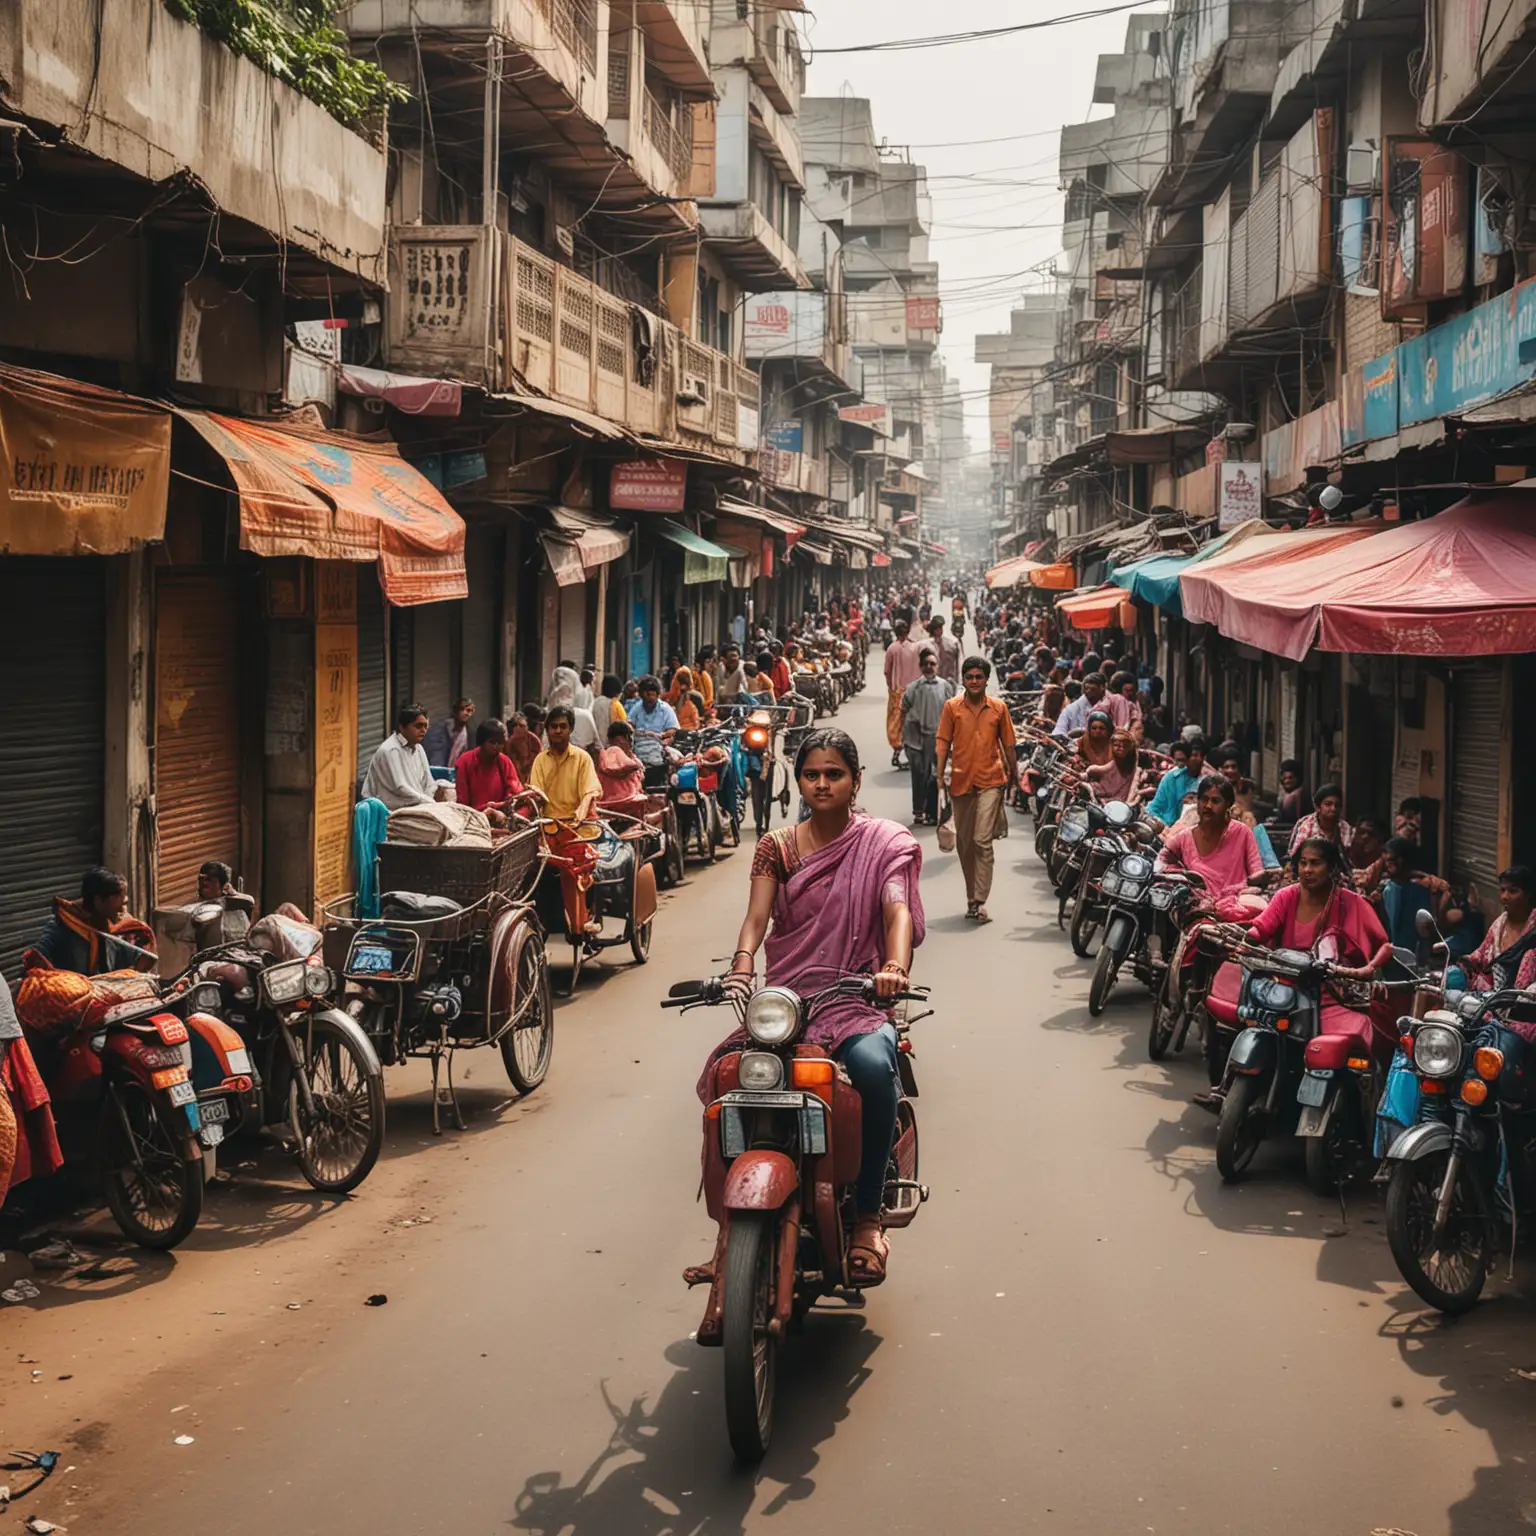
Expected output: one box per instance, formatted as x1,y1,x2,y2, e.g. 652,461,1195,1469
356,564,387,782
155,573,244,904
462,525,502,722
559,583,588,672
1450,662,1506,898
411,600,455,722
0,560,106,980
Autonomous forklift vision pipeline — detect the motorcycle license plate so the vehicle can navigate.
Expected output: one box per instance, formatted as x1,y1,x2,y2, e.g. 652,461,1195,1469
351,944,397,974
676,792,697,805
168,1081,196,1107
199,1097,231,1125
1296,1072,1330,1108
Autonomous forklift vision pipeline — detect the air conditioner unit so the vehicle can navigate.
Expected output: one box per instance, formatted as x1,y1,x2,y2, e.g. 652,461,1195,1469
677,372,711,405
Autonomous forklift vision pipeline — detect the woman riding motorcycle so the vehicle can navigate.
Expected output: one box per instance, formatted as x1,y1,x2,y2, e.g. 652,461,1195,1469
712,727,925,1286
1154,774,1269,921
1084,727,1147,804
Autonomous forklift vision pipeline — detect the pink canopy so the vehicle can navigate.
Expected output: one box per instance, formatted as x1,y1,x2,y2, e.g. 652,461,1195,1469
1177,522,1384,659
1179,493,1536,659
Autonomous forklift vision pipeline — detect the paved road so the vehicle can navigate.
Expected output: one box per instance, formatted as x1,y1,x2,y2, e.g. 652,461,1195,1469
9,680,1536,1535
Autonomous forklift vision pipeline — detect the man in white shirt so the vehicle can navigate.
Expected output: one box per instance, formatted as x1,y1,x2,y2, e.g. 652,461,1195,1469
363,703,449,809
1052,672,1109,739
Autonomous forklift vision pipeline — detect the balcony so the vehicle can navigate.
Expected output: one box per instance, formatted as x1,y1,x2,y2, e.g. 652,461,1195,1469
385,226,758,460
699,202,809,289
743,291,855,395
760,448,830,499
10,0,386,288
709,0,805,115
748,81,805,189
606,37,696,201
629,0,713,94
346,0,695,235
1422,0,1536,130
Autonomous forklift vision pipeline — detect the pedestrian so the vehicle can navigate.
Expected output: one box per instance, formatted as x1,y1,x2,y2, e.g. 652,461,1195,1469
927,617,962,685
506,706,544,782
935,656,1017,924
424,697,475,769
546,666,600,750
363,702,450,810
883,619,924,769
901,648,954,825
627,675,680,788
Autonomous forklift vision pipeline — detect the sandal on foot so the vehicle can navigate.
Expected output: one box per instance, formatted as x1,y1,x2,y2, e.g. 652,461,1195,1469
682,1260,716,1288
972,906,992,925
847,1221,889,1288
965,902,979,921
1191,1089,1224,1114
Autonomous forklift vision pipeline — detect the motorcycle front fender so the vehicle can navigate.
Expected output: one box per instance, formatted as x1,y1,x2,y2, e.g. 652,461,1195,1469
1227,1027,1276,1077
1105,910,1138,957
306,1008,385,1079
1385,1120,1453,1162
723,1150,799,1211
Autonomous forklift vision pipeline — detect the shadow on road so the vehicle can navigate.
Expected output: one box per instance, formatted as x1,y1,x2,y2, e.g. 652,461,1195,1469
510,1316,882,1535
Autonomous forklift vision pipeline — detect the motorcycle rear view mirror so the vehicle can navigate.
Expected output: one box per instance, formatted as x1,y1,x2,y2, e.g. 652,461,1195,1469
668,980,706,1000
1414,908,1443,942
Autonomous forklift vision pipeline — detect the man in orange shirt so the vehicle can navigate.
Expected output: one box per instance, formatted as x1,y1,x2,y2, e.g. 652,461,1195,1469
935,655,1016,923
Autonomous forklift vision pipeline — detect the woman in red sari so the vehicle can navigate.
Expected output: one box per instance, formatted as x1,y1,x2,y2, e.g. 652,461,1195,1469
713,727,925,1284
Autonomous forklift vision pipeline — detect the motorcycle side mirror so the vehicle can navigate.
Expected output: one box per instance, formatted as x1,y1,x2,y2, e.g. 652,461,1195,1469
1414,908,1442,941
668,980,706,999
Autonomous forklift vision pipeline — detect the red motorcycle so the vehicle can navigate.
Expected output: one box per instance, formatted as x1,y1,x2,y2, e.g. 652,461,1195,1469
665,973,930,1461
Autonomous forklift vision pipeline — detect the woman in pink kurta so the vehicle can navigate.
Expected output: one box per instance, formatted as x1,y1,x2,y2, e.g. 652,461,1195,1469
1155,774,1268,920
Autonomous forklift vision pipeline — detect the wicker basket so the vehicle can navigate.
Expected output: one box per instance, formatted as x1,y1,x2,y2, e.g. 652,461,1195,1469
377,823,542,907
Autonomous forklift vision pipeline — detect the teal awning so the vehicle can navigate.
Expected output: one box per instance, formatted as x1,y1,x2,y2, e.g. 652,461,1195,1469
1107,521,1275,617
653,520,732,584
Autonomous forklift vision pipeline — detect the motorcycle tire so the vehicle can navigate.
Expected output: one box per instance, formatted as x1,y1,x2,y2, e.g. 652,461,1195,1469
290,1015,386,1194
630,916,654,965
668,827,687,887
1301,1092,1350,1197
1215,1075,1266,1182
1148,987,1181,1060
1089,942,1122,1016
498,924,555,1094
1070,894,1101,958
98,1079,204,1250
696,813,716,865
1035,821,1056,860
1385,1152,1491,1315
722,1211,777,1461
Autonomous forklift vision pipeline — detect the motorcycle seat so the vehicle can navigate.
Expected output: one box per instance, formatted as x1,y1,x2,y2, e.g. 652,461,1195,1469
1205,961,1243,1026
380,891,463,921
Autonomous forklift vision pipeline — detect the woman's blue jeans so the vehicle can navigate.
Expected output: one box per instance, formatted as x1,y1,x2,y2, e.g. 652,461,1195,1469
834,1023,900,1216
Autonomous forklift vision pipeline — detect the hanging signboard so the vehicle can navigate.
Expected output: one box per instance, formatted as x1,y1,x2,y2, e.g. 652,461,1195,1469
1218,461,1264,529
838,402,891,436
609,458,687,512
905,294,941,331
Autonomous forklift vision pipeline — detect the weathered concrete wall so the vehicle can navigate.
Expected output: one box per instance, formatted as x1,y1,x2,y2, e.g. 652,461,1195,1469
0,0,387,282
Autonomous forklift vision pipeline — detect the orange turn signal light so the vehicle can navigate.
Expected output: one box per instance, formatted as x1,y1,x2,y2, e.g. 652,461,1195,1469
1475,1046,1505,1082
151,1066,189,1089
1422,1079,1447,1095
1275,1017,1290,1032
705,1103,721,1121
1347,1057,1371,1071
792,1059,836,1103
1461,1079,1489,1106
1400,1034,1414,1055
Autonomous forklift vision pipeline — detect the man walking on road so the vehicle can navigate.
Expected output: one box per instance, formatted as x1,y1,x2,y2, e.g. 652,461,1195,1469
928,617,963,685
901,648,954,824
936,657,1017,924
883,618,924,769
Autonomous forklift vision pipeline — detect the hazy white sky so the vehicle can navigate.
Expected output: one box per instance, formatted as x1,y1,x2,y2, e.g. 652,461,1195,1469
803,0,1141,446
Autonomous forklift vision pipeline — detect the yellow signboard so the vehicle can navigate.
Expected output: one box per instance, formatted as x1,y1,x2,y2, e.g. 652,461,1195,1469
313,564,358,911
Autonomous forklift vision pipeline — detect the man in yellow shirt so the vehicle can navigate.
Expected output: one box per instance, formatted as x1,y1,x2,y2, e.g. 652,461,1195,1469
529,706,601,822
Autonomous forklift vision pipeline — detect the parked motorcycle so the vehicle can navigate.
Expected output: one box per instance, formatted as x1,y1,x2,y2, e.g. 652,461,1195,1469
667,973,930,1460
668,730,729,864
1088,851,1192,1017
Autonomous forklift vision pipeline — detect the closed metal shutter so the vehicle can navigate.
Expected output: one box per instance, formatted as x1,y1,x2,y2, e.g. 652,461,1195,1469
559,583,589,671
411,600,455,723
461,525,502,721
155,573,244,905
356,564,387,781
391,603,413,718
0,560,106,979
1450,663,1506,898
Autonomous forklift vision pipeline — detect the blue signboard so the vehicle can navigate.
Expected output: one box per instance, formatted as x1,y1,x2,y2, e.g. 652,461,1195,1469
630,598,650,680
763,420,803,453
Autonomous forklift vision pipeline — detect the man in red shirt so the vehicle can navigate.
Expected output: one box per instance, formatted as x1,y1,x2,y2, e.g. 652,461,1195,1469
454,720,527,826
770,641,793,701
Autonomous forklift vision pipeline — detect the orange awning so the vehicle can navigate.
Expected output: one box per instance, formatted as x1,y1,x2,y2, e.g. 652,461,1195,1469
1,365,170,554
985,554,1046,588
1056,586,1126,630
181,411,467,606
1029,562,1078,590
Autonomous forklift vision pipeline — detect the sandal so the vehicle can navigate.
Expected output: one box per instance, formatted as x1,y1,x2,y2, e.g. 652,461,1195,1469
1191,1089,1225,1114
973,906,992,925
848,1218,889,1288
682,1260,716,1288
965,902,979,921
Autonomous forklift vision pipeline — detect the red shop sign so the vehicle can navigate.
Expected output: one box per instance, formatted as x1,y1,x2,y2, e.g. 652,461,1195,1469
610,458,688,512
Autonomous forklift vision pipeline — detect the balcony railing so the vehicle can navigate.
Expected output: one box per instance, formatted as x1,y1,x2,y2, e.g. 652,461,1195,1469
386,226,757,457
646,88,694,185
540,0,598,73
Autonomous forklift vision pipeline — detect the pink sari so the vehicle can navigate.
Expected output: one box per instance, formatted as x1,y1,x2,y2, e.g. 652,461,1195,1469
1156,819,1267,920
697,815,925,1099
1248,883,1387,1036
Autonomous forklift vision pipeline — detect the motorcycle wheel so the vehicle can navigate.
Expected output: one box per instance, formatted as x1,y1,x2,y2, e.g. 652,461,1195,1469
1385,1152,1491,1314
289,1016,386,1194
1148,986,1182,1059
722,1211,777,1461
1089,942,1122,1016
1070,895,1101,958
630,915,653,964
98,1079,203,1250
698,811,717,864
499,925,555,1094
667,826,687,887
729,809,742,848
1215,1075,1266,1182
1034,822,1055,859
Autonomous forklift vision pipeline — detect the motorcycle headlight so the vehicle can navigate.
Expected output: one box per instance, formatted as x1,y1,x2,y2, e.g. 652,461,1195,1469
261,959,308,1006
1414,1023,1464,1079
304,964,333,998
737,1051,785,1090
1118,854,1151,881
1059,808,1089,843
744,987,802,1046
